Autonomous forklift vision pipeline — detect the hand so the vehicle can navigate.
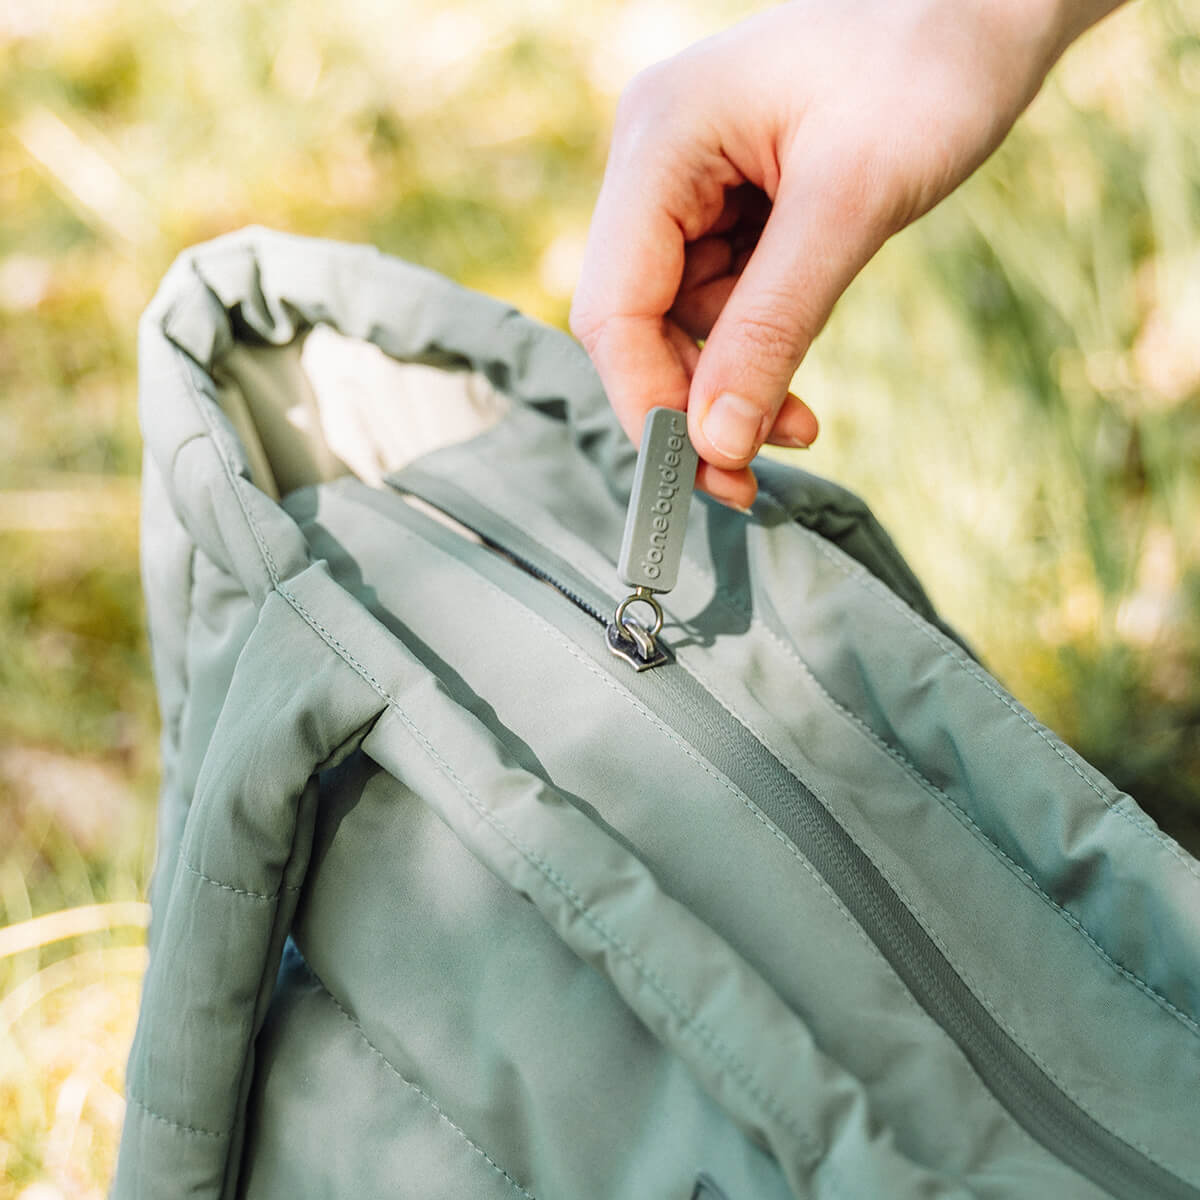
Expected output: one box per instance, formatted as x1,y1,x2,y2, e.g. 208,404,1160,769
571,0,1123,509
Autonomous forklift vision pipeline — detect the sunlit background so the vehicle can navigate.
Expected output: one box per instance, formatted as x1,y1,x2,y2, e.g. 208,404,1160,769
1,0,1198,1194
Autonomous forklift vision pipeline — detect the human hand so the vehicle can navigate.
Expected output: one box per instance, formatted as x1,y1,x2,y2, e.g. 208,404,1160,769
571,0,1124,509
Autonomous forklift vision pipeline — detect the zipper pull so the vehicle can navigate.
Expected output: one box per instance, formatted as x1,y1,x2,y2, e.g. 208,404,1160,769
609,406,698,670
607,587,670,671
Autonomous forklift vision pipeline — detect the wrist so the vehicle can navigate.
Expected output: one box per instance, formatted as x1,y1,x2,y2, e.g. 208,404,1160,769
1010,0,1129,66
932,0,1127,116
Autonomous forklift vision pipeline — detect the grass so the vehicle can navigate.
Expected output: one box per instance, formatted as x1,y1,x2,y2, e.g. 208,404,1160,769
1,0,1198,1194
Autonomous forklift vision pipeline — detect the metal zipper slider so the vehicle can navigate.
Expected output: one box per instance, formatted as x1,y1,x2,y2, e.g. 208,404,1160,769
607,587,670,671
609,406,698,670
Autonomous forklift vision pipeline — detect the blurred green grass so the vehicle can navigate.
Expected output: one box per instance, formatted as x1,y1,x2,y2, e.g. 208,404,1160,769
1,0,1198,1194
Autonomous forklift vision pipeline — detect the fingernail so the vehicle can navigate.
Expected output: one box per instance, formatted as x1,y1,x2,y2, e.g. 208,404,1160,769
701,393,766,461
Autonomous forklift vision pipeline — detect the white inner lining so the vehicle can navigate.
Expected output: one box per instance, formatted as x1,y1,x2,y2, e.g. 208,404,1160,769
213,323,511,500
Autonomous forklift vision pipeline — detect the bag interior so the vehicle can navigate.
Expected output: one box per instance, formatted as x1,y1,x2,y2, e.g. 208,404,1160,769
212,324,512,498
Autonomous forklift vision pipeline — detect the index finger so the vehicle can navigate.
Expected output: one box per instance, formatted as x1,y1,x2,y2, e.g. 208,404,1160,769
571,140,759,505
569,159,692,444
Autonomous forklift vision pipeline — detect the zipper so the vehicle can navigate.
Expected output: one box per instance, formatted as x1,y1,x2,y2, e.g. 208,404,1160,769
388,467,1197,1200
473,530,669,672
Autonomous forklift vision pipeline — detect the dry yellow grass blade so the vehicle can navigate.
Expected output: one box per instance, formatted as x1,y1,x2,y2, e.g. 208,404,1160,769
0,904,149,963
0,945,148,1039
0,945,146,1200
12,105,154,248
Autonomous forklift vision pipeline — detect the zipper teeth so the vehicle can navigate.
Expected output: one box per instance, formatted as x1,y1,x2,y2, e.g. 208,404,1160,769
387,472,1197,1200
479,536,610,627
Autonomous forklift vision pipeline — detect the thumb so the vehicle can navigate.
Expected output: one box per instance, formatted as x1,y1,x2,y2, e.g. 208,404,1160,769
687,157,890,469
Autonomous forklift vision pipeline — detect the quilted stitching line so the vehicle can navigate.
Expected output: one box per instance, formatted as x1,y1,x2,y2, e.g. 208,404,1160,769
761,617,1200,1040
675,650,1182,1178
124,1092,226,1140
682,546,1200,1042
382,693,830,1169
795,517,1200,881
179,859,302,901
304,499,886,962
786,498,920,597
270,579,873,1196
274,584,392,703
294,495,1055,1139
299,960,536,1199
181,860,273,900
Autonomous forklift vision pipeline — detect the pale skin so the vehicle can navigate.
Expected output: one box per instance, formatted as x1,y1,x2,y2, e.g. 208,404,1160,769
571,0,1129,511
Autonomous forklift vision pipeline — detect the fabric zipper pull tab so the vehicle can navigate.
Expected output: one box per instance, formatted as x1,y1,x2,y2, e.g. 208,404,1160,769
609,407,697,669
617,406,698,596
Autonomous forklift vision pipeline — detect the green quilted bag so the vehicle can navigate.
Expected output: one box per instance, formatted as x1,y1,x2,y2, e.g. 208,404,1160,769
115,228,1200,1200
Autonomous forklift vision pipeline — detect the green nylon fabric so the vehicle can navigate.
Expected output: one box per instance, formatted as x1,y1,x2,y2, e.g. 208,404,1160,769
116,228,1200,1199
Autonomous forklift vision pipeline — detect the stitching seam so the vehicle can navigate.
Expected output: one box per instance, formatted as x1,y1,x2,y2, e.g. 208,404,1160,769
179,859,301,901
270,579,871,1191
765,615,1200,1038
684,544,1200,1041
299,959,536,1199
799,522,1200,879
676,650,1181,1176
306,500,887,961
125,1092,226,1139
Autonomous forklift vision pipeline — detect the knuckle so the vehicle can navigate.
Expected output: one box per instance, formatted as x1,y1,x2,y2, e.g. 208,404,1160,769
614,62,679,140
733,303,810,366
620,60,668,109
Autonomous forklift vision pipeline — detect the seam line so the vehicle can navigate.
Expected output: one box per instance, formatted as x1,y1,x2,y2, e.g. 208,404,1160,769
270,577,864,1189
676,650,1179,1177
684,541,1200,1044
125,1092,227,1140
797,519,1200,881
765,614,1200,1039
179,858,295,902
303,497,887,962
299,959,536,1199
